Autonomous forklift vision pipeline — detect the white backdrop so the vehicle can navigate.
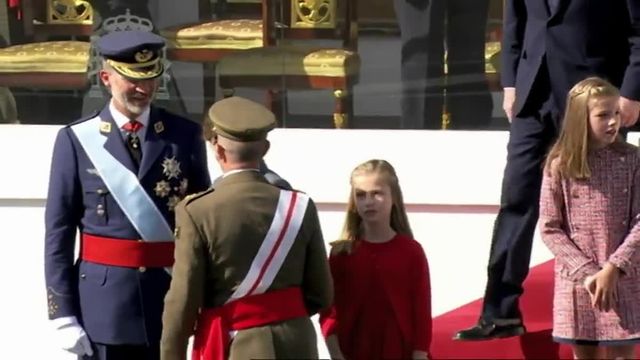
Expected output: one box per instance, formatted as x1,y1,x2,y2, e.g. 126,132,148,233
3,125,638,359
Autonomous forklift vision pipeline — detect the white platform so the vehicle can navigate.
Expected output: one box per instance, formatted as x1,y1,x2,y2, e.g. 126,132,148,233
2,125,639,359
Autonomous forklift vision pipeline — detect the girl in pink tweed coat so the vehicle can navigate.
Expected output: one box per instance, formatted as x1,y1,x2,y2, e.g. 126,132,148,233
539,77,640,359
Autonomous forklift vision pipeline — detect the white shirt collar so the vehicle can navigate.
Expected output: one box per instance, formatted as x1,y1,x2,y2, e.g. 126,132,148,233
109,101,150,138
222,168,260,178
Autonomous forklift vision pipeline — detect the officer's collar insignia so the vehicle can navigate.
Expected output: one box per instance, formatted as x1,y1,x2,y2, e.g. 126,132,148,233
154,121,164,134
99,121,112,133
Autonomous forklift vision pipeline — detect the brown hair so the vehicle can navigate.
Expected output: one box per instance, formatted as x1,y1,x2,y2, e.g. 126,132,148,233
337,159,413,248
544,77,620,179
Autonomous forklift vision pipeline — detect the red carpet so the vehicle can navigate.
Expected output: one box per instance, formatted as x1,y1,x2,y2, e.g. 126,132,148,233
431,260,574,359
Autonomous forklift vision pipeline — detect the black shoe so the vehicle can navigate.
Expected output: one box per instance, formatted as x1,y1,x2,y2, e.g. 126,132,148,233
452,320,526,341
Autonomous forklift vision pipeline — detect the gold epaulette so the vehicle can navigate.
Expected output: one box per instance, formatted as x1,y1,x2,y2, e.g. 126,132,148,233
183,187,215,205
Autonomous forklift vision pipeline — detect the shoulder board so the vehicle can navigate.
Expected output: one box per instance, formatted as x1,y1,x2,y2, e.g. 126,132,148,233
184,187,215,205
67,110,100,127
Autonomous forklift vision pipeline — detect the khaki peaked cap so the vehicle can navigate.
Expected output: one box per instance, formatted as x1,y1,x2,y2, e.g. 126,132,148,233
208,97,276,142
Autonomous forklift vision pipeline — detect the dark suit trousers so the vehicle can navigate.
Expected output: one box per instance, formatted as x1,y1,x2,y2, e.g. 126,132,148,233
81,343,159,360
424,0,492,130
393,0,432,129
481,74,560,321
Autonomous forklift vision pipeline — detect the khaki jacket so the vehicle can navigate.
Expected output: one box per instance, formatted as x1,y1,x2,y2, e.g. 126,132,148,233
161,170,332,360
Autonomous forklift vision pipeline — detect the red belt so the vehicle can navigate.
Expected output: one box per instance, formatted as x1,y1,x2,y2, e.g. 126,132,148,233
81,234,174,268
192,287,307,360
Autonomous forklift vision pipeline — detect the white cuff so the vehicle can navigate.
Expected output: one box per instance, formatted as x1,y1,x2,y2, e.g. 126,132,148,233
51,316,78,330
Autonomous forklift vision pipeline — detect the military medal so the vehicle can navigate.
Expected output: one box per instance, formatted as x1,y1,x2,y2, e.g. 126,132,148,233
130,134,140,149
162,156,182,179
154,180,171,198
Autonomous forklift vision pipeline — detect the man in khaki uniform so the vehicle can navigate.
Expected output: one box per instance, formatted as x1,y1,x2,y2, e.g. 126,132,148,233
160,96,333,360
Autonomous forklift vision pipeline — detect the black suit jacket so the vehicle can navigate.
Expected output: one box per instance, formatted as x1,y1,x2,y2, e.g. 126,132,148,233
502,0,640,115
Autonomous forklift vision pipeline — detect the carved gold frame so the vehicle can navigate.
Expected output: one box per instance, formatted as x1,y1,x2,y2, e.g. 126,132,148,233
47,0,93,25
290,0,336,29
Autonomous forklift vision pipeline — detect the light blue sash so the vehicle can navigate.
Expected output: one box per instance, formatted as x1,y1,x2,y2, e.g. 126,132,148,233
71,116,173,242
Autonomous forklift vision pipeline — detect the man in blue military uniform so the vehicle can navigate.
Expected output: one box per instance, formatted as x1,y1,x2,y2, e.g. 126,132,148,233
43,30,213,359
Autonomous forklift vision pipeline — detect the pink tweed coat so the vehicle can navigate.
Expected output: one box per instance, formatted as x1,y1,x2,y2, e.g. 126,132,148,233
539,141,640,341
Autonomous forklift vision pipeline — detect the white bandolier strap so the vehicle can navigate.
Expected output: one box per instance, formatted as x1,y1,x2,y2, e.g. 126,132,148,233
227,190,310,303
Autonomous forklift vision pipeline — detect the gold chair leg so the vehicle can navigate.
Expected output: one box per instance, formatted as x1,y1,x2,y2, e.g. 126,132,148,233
333,89,351,129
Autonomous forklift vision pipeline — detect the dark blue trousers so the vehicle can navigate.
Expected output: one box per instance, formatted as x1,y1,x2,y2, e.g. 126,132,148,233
81,343,159,360
481,72,560,322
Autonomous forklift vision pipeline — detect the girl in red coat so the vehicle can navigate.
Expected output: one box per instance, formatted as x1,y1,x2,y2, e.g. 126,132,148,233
320,159,432,360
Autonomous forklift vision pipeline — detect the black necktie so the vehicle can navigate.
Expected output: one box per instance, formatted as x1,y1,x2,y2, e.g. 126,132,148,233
122,120,143,167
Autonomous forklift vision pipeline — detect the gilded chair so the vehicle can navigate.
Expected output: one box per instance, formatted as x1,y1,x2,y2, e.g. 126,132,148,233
29,0,93,41
217,0,360,128
160,0,264,113
484,40,501,90
0,0,92,90
162,0,264,61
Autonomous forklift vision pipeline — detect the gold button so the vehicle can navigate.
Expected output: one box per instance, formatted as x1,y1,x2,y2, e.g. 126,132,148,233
139,267,146,273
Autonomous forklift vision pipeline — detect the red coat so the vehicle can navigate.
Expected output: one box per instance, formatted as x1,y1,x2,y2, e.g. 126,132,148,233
320,234,432,359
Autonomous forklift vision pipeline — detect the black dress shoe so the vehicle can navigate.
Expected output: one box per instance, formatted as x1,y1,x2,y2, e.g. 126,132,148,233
452,321,526,341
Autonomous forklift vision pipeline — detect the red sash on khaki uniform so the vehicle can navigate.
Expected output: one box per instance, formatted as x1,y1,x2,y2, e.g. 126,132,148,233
192,287,307,360
192,190,310,360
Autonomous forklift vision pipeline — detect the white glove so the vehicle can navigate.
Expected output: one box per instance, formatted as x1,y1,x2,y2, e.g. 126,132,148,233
51,316,94,356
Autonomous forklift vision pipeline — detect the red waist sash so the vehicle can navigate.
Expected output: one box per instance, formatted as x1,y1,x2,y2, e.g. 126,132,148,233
193,287,307,360
81,233,174,268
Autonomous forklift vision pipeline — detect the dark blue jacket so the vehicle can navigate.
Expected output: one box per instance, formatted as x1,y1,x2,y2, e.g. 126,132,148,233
44,105,211,345
502,0,640,115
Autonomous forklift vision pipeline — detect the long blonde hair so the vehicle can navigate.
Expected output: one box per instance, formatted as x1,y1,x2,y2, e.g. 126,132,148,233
338,159,413,245
544,77,620,179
